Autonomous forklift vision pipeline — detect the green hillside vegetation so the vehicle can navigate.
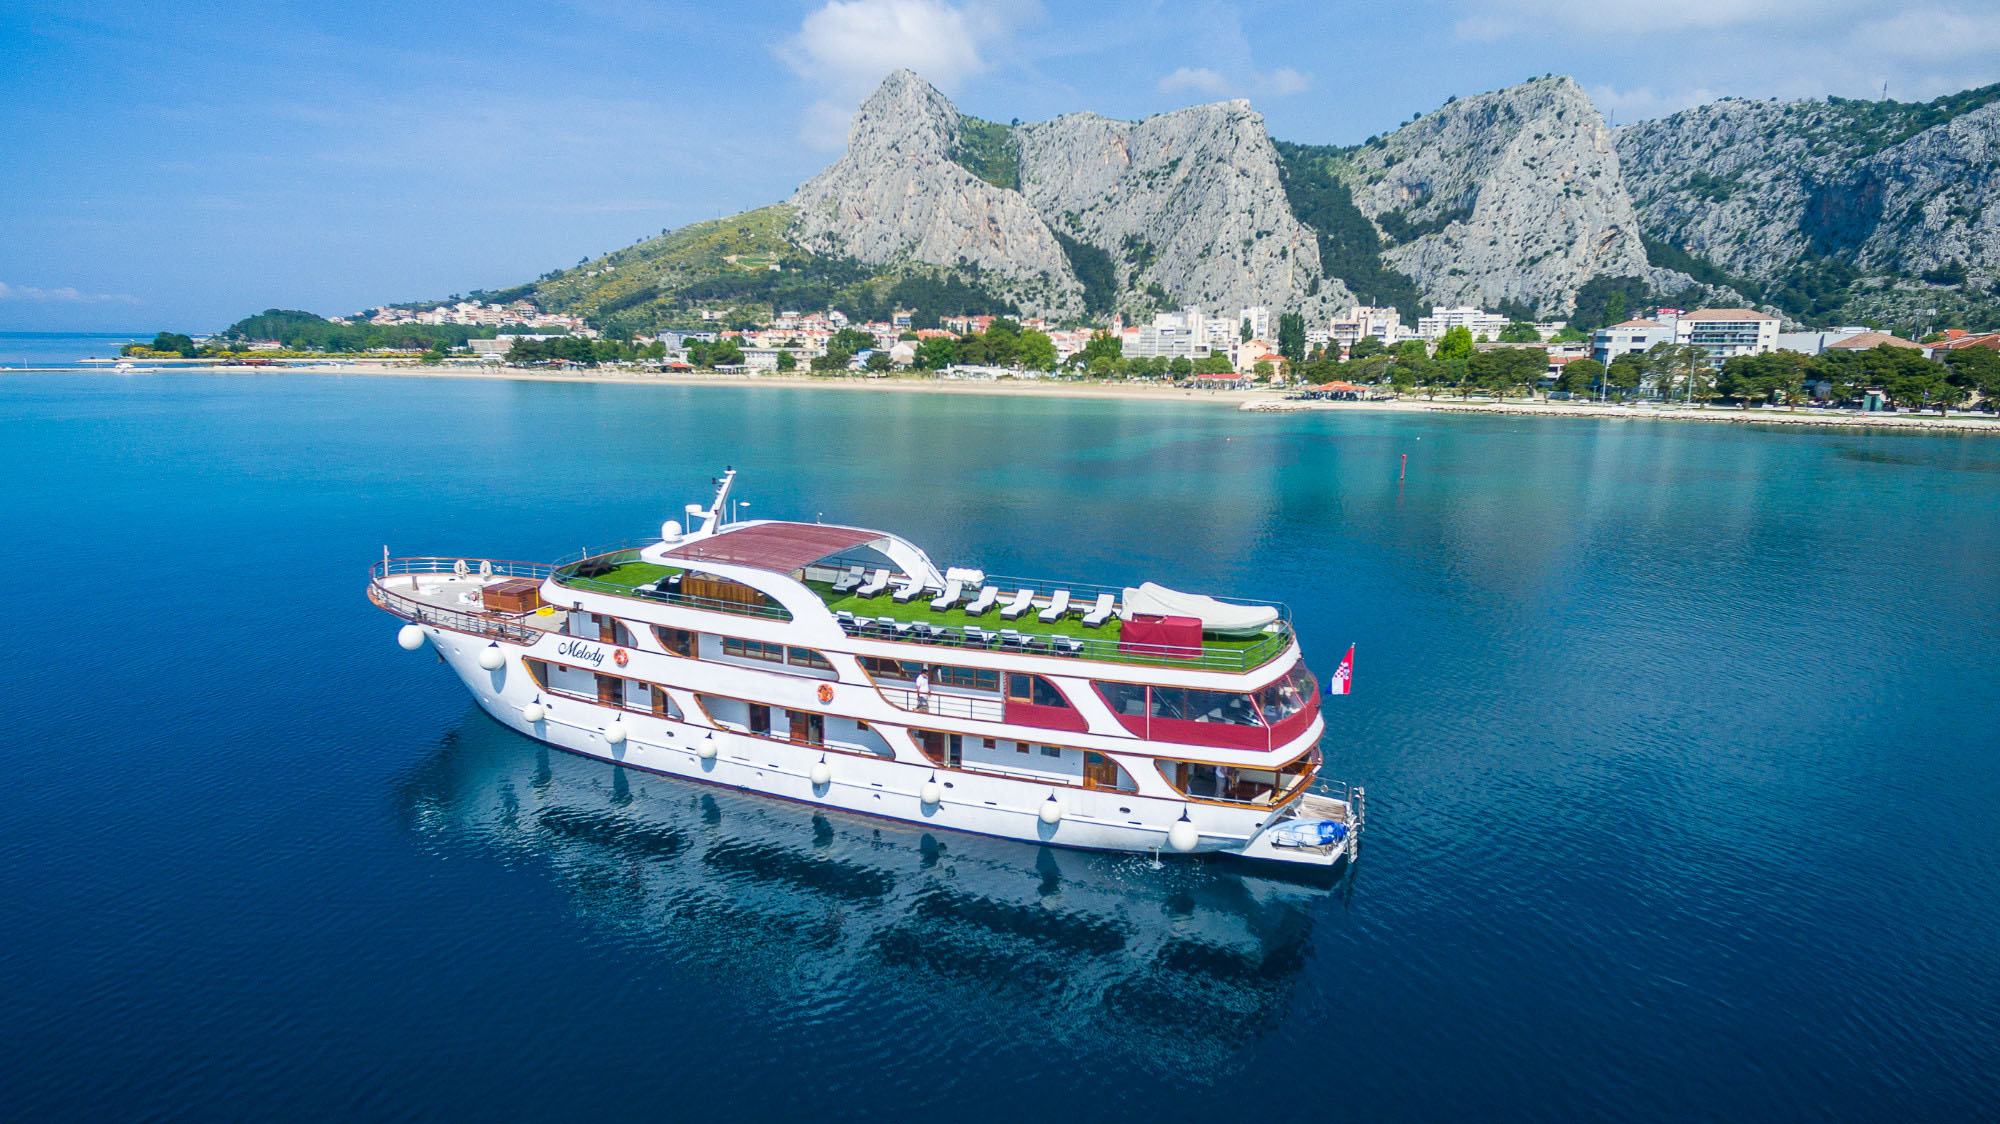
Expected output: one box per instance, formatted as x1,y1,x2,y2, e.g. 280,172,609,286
216,309,506,351
1051,230,1118,316
951,115,1020,190
517,205,1018,335
1271,140,1425,321
1815,82,2000,157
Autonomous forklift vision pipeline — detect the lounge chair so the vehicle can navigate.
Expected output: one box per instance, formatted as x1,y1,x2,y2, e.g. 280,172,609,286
964,586,999,615
998,588,1035,620
835,610,861,634
879,616,911,637
1080,593,1115,628
1051,635,1083,656
998,628,1028,650
857,568,891,597
963,625,997,647
891,573,927,602
831,565,865,593
1037,589,1073,623
928,579,962,611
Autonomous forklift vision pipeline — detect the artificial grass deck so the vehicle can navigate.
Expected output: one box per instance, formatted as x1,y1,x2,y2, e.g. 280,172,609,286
570,561,682,589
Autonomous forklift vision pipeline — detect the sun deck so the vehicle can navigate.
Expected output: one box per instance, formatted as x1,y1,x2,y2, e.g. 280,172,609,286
547,543,1295,673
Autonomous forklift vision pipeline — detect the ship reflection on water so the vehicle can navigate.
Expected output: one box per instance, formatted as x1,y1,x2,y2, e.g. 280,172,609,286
398,711,1344,1065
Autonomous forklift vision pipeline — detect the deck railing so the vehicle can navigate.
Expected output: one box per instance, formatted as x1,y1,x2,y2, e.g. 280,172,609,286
877,685,1007,723
549,544,794,622
368,557,551,643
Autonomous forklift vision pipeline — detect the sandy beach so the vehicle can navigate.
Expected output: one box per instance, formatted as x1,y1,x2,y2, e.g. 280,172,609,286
36,359,2000,434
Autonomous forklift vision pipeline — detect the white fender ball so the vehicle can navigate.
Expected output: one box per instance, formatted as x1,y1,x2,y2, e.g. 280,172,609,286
478,645,506,671
604,723,626,745
697,741,717,760
810,760,833,787
1167,818,1200,852
1039,798,1063,825
920,781,943,806
397,624,426,651
522,702,546,724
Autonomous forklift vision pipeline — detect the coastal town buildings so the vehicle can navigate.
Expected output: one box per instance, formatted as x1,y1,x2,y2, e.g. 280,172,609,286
1419,306,1509,341
1673,308,1781,365
1590,319,1675,365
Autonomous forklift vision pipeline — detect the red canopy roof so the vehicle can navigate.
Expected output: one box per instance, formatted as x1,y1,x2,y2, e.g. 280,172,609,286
665,521,882,572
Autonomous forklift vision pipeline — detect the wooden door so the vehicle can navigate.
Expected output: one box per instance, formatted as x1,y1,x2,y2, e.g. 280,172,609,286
1084,752,1117,790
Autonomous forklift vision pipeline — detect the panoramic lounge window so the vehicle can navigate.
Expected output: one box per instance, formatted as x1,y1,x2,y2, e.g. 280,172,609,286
1006,674,1068,708
1150,686,1261,726
1255,665,1315,725
1094,681,1148,717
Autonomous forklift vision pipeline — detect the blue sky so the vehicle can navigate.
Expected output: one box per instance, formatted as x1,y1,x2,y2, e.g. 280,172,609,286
5,0,1997,331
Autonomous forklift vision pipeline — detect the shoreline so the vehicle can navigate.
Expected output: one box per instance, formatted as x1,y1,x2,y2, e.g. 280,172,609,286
1243,397,2000,434
14,360,2000,433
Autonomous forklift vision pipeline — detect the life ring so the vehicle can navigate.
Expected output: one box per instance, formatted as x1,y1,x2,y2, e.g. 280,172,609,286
816,683,834,704
613,648,629,667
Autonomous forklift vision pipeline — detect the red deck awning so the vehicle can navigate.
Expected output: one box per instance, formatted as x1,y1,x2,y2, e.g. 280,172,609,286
665,522,883,572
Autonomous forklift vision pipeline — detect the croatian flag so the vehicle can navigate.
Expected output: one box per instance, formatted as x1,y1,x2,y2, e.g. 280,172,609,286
1327,644,1354,696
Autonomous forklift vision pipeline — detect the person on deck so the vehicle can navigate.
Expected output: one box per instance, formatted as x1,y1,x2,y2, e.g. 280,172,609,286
916,667,932,713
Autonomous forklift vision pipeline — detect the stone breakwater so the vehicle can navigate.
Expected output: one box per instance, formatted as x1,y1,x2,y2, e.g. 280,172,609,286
1241,398,2000,434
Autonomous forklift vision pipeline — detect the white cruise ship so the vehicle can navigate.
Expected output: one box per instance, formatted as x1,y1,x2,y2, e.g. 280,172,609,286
370,470,1362,875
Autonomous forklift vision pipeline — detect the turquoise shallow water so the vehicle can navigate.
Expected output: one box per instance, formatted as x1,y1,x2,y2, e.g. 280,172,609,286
3,371,1998,1119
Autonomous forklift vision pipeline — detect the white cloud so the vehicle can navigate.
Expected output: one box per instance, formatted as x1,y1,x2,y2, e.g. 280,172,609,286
1156,64,1312,100
1264,67,1311,96
777,0,1038,148
1159,66,1231,96
0,281,137,303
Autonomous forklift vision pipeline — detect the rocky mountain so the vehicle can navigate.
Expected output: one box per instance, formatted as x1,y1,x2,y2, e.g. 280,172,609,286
1618,84,2000,326
448,72,1999,336
1330,76,1678,314
787,72,1085,315
790,70,1350,321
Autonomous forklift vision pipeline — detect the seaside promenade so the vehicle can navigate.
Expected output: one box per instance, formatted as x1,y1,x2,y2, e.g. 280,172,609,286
28,359,2000,434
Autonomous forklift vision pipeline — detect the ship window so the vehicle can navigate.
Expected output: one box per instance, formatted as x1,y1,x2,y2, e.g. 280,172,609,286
721,637,785,663
1155,750,1314,805
749,705,772,736
653,627,697,657
787,646,832,671
1256,664,1315,725
1150,686,1261,726
933,665,1000,692
1006,674,1068,708
861,656,920,681
1094,681,1148,717
1039,745,1061,758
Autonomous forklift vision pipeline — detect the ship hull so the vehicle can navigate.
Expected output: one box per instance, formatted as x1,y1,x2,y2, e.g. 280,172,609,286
422,626,1352,870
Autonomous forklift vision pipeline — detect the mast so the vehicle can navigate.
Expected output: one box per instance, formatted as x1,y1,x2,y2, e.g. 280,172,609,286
695,468,736,535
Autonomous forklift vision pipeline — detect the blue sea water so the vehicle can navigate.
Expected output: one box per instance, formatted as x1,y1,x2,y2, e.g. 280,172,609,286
3,371,1998,1120
0,331,146,368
